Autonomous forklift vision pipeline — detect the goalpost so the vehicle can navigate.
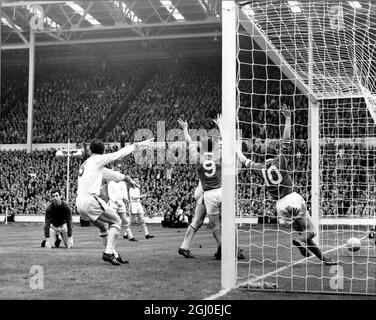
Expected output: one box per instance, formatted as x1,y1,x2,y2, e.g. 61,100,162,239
222,0,376,295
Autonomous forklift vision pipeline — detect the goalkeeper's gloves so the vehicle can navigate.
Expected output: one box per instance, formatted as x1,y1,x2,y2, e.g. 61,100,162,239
45,238,52,249
67,237,73,249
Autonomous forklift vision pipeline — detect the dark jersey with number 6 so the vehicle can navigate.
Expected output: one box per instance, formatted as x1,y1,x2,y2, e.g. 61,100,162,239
195,154,221,192
251,141,293,200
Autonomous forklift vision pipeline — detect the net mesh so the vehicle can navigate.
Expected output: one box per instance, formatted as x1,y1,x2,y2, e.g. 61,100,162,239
235,0,376,294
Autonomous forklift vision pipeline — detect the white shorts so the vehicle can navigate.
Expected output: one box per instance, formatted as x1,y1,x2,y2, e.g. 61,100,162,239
76,195,116,222
203,188,221,216
51,223,67,234
49,223,68,248
109,200,128,215
131,202,144,215
276,192,307,224
194,184,204,205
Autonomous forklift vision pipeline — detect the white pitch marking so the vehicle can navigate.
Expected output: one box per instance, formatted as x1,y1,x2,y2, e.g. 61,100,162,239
204,234,371,300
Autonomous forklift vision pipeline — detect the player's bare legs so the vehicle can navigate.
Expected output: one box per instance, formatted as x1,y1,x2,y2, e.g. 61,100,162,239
293,217,336,265
209,214,221,259
118,212,135,241
91,218,128,264
138,212,154,239
92,219,109,246
92,218,126,260
96,209,124,265
59,224,69,247
179,203,206,258
49,227,58,248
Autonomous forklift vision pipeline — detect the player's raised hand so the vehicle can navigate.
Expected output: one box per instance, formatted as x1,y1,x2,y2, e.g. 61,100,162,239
236,141,247,164
213,113,223,133
235,124,245,161
177,118,188,130
281,104,291,118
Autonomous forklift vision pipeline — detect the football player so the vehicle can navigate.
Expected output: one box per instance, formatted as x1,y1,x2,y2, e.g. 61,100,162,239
42,188,73,249
76,138,153,265
177,117,223,259
177,116,245,260
237,104,336,265
128,178,154,240
107,176,137,242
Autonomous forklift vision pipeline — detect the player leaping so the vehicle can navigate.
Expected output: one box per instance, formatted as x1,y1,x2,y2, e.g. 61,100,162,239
76,138,153,266
177,116,245,260
177,117,223,260
237,104,337,266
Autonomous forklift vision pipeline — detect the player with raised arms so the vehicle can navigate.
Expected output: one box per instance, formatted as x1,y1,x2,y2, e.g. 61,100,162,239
177,116,245,260
177,116,223,260
76,138,153,265
237,104,337,265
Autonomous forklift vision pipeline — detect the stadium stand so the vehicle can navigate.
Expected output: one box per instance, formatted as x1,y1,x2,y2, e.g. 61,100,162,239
1,61,374,219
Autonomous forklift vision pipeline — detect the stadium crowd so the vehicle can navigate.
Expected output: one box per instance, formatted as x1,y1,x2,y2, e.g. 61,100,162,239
0,149,80,217
0,64,144,144
1,61,375,220
104,61,221,142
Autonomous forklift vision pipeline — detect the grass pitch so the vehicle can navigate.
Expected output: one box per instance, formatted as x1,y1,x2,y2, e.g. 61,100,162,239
0,223,375,300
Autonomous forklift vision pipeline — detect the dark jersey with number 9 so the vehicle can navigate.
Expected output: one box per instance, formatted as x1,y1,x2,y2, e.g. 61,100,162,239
252,142,293,200
196,155,221,192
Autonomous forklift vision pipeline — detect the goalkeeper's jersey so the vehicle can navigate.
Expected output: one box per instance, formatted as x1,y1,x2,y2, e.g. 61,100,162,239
251,141,293,200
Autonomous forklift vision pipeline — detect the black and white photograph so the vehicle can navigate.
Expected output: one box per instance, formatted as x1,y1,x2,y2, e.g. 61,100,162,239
0,0,376,305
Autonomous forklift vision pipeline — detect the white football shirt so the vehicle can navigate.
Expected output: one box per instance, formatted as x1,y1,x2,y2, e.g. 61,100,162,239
77,145,135,196
129,187,141,203
108,180,128,202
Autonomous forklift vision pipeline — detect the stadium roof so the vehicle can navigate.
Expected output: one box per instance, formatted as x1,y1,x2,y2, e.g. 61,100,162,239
0,0,222,63
237,0,376,99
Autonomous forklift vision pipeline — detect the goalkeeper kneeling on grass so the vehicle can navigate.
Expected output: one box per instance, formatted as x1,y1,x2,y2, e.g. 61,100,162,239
41,189,73,249
237,103,336,266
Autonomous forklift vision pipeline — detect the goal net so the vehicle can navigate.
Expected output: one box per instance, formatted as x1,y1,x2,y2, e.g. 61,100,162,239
226,0,376,295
